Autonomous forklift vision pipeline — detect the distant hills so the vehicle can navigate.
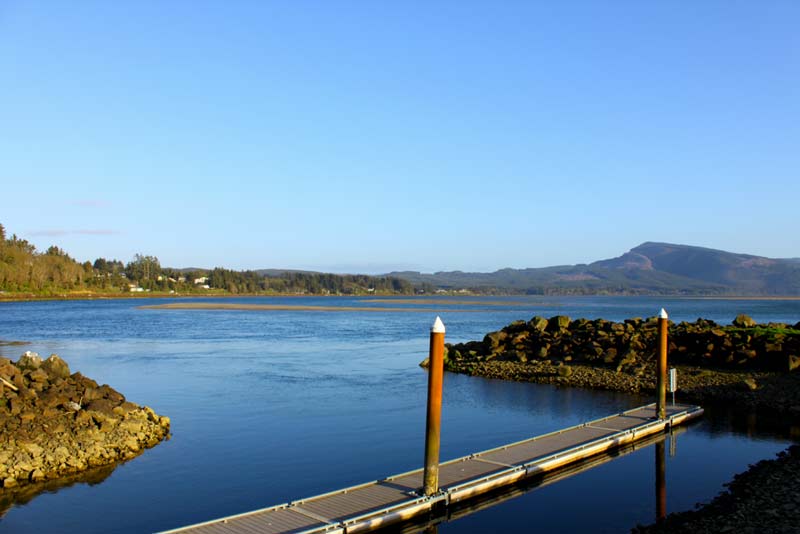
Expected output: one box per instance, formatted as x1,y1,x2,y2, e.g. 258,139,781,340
149,242,800,296
387,242,800,296
8,214,795,297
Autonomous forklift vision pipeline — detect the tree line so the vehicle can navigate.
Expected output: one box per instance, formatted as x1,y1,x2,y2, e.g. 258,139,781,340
0,222,430,296
206,267,424,295
0,224,91,292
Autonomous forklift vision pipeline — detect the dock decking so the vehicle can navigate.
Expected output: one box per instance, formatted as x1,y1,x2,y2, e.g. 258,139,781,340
159,403,702,534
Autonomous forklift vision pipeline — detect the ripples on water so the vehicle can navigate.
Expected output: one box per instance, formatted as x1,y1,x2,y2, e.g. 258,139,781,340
0,296,798,533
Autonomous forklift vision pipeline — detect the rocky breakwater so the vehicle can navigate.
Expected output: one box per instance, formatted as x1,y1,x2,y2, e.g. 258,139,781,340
424,314,800,411
0,351,170,491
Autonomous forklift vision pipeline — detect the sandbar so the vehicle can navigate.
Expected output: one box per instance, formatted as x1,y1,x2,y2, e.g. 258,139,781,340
138,303,487,313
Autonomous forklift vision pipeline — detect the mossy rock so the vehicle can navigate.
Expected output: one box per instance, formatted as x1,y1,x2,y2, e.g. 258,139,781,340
733,314,757,328
529,316,549,332
551,315,571,330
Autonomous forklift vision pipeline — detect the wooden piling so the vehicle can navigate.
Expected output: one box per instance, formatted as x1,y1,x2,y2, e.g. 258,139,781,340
423,316,446,496
656,309,668,420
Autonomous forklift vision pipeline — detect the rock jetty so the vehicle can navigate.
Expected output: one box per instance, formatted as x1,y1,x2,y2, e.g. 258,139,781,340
0,352,170,491
427,314,800,412
424,313,800,532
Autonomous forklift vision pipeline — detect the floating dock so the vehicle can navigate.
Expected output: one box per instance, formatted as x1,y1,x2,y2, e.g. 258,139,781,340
159,402,702,534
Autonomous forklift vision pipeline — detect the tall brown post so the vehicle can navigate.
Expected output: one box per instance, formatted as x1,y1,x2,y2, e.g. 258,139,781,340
656,308,669,420
423,316,446,496
656,439,667,521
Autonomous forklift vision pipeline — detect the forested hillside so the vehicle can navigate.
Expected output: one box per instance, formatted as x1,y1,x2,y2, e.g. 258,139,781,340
0,224,92,292
0,222,422,296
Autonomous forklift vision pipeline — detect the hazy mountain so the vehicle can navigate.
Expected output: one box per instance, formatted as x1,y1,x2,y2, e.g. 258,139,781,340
388,243,800,295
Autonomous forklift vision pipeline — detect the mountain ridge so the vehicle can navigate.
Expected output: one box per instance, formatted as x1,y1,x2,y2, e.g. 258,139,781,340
386,242,800,295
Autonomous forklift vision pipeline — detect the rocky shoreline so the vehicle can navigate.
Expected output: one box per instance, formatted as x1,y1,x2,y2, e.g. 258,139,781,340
431,314,800,414
424,313,800,533
0,351,170,495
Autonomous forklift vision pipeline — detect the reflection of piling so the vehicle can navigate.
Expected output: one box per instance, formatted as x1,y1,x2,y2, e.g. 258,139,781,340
423,317,446,496
656,309,669,420
656,440,666,522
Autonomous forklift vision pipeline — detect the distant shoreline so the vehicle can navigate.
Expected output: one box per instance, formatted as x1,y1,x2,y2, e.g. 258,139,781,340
2,292,800,304
138,302,488,313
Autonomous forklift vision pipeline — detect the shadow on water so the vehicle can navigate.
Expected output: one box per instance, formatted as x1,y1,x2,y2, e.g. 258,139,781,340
0,463,118,520
698,401,800,442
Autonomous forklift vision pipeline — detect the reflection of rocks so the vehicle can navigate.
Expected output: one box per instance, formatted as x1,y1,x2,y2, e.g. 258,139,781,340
428,315,800,414
0,352,170,494
633,444,800,533
0,462,117,518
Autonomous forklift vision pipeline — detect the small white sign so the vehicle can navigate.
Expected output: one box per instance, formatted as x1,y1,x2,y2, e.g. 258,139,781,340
668,368,678,393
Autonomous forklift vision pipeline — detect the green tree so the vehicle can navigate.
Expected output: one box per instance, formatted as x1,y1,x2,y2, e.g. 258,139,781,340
125,254,161,284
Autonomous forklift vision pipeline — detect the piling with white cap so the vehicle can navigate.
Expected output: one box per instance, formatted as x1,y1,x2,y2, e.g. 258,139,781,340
656,308,669,419
423,316,446,496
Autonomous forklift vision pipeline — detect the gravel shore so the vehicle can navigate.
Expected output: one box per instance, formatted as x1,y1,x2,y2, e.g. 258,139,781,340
633,445,800,533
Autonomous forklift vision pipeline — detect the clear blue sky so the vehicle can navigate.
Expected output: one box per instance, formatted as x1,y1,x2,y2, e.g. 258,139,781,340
1,1,798,273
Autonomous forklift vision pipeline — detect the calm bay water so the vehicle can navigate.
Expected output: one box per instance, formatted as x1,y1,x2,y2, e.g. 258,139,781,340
0,296,798,533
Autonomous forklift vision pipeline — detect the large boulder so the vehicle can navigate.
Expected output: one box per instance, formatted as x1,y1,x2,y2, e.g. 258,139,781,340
17,351,42,370
733,314,757,328
505,320,527,333
42,354,71,379
0,357,16,379
549,315,571,331
484,331,508,351
86,398,118,415
529,316,549,332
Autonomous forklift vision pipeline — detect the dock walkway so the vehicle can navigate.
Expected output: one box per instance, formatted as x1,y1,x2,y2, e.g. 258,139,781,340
160,403,702,534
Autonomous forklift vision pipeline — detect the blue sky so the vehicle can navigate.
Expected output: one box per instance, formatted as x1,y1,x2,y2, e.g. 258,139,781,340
1,2,798,273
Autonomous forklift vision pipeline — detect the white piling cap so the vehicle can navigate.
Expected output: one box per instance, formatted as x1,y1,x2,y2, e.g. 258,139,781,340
659,308,669,319
431,316,446,334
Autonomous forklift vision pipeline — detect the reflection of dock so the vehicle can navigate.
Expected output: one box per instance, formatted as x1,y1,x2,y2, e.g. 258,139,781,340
390,425,687,534
159,403,702,534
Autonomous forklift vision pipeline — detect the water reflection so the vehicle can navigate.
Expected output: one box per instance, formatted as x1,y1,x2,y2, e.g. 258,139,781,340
389,397,800,534
655,440,666,522
699,402,800,441
0,463,118,519
464,376,647,419
2,298,798,534
381,429,683,534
